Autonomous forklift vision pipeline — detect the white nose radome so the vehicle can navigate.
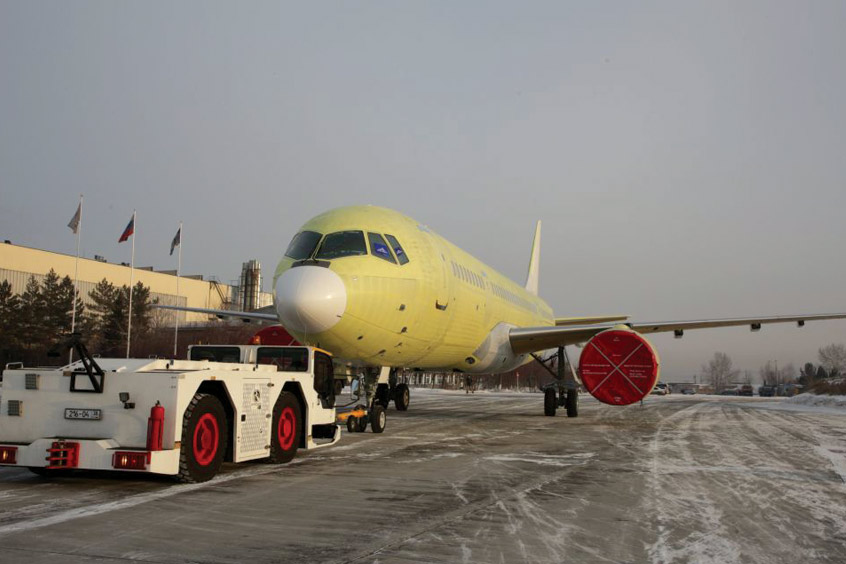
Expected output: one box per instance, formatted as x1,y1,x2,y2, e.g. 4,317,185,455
275,266,346,334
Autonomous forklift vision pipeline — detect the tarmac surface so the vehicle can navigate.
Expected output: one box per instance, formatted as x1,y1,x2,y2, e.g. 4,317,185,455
1,390,845,564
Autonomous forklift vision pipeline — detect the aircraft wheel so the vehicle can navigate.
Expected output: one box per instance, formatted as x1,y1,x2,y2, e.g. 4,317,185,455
394,383,410,411
544,388,557,417
178,393,227,483
566,389,579,418
370,404,386,433
269,392,301,464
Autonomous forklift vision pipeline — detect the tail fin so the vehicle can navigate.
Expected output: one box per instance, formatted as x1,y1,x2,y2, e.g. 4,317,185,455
525,220,541,296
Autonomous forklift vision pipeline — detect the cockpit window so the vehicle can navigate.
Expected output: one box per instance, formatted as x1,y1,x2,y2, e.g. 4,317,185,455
315,230,367,259
384,234,409,265
285,230,322,260
367,232,396,263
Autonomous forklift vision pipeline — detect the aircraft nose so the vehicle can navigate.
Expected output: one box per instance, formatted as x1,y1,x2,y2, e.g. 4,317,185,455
275,266,347,334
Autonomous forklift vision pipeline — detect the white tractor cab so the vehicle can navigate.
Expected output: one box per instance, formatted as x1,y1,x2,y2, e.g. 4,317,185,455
0,336,383,482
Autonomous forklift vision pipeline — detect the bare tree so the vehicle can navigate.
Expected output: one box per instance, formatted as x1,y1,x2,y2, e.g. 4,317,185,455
702,352,740,392
818,344,846,378
779,362,796,385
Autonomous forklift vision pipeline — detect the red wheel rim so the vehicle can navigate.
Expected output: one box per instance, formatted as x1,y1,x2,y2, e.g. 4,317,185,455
277,406,296,451
193,413,220,466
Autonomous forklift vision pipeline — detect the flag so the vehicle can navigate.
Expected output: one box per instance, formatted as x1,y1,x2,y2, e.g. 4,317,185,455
170,226,181,256
118,215,135,243
68,203,81,234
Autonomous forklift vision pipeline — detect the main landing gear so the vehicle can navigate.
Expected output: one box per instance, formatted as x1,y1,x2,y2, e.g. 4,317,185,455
535,347,580,419
374,368,410,412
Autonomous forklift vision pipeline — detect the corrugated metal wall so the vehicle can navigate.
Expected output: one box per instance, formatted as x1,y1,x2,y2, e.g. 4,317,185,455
1,267,188,325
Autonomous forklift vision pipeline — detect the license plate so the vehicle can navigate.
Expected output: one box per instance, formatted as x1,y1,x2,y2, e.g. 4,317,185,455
64,408,102,420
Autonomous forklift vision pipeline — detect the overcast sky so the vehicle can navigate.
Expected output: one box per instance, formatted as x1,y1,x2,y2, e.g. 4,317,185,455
2,1,845,379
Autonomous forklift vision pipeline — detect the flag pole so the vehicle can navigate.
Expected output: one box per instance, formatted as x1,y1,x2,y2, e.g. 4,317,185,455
126,210,136,359
174,221,182,357
69,194,83,364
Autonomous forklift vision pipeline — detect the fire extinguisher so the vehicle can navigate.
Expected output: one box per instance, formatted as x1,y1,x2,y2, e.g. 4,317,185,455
147,401,164,451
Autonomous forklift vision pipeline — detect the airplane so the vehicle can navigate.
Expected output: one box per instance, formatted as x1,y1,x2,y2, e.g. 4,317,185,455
159,205,846,418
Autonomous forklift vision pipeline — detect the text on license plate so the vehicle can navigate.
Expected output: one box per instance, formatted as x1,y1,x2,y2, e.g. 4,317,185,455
64,408,102,420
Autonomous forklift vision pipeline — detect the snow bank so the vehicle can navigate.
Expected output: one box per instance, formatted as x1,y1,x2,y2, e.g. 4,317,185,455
786,393,846,409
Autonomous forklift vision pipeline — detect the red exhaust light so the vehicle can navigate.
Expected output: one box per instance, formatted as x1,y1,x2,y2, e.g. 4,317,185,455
0,446,17,464
113,451,148,470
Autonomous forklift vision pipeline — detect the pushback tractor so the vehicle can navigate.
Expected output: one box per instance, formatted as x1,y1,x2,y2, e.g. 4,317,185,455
0,336,350,482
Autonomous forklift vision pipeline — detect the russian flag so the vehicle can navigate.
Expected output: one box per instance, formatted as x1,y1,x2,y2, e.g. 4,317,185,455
118,214,135,243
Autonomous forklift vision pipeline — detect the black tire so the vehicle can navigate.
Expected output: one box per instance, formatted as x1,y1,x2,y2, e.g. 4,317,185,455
269,392,301,464
375,384,391,408
370,404,386,433
334,379,344,397
177,393,228,483
544,388,557,417
394,383,410,411
357,414,368,433
347,416,357,433
558,392,566,407
566,388,579,418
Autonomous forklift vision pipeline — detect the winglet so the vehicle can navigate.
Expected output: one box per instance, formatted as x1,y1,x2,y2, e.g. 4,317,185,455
525,220,541,296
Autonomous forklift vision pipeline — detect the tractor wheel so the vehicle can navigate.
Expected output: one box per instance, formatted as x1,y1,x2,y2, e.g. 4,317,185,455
178,393,227,483
269,392,301,464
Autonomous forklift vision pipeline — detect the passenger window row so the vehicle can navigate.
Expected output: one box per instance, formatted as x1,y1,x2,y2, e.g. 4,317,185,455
450,261,485,289
491,282,537,313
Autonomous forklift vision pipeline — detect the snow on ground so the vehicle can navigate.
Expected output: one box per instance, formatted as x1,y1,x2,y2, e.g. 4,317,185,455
787,393,846,409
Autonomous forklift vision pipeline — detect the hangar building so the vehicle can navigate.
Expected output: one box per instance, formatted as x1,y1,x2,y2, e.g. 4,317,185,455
0,242,273,325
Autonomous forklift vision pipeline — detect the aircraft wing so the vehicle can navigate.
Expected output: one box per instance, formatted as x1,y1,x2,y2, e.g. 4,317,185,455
509,313,846,354
555,315,629,326
154,304,278,322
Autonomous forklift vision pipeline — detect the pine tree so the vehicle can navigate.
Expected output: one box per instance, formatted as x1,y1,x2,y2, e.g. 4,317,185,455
88,279,120,353
18,275,45,349
0,279,22,353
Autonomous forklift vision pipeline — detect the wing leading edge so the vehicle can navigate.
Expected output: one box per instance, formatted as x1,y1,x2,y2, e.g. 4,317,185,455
154,304,278,322
509,313,846,355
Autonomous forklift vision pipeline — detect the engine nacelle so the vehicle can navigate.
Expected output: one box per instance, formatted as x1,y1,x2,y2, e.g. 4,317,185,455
579,327,660,406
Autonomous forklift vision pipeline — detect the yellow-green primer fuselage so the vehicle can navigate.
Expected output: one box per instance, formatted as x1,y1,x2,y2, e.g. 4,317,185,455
273,206,554,373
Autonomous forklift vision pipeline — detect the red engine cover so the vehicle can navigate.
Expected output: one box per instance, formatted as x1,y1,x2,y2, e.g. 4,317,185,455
249,325,300,346
579,329,660,406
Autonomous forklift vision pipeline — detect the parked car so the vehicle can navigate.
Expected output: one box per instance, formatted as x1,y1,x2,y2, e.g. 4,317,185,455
719,388,739,396
739,384,754,397
758,385,775,397
681,387,697,395
651,382,670,395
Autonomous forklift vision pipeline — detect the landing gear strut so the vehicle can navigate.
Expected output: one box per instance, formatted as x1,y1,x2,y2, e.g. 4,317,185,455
534,346,579,418
343,369,388,434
